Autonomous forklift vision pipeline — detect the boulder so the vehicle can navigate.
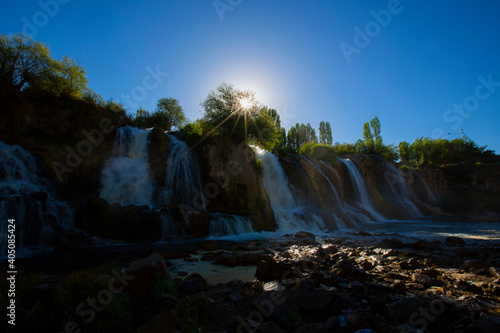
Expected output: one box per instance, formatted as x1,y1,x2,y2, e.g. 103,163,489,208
446,236,466,245
331,260,367,279
86,198,162,241
295,231,315,239
123,253,167,306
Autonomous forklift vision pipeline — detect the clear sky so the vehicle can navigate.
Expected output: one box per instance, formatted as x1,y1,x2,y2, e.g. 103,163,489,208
2,0,499,152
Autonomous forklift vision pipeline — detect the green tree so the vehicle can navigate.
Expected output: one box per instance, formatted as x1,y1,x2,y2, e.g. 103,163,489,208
319,121,327,144
0,33,88,96
156,97,186,131
201,83,281,149
399,141,411,162
325,121,333,145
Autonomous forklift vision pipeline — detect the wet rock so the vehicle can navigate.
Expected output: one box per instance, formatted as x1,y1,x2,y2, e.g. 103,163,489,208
295,231,315,239
179,273,207,296
331,260,367,279
378,238,405,248
255,259,293,281
358,231,372,236
446,236,466,245
228,291,244,302
462,260,491,274
214,253,238,267
406,282,425,290
86,198,162,241
411,239,442,251
123,253,167,306
314,246,329,259
412,273,445,287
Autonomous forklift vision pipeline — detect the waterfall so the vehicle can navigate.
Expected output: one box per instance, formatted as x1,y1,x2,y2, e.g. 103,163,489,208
159,212,180,239
161,134,205,209
253,147,325,231
339,158,385,221
100,126,155,207
209,214,253,237
0,141,74,256
384,163,421,217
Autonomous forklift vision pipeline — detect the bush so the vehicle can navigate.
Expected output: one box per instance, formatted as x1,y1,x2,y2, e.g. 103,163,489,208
300,143,337,165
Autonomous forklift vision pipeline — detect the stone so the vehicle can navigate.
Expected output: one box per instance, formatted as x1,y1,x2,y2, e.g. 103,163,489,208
412,273,445,287
179,273,207,296
446,236,466,245
489,267,500,278
358,231,372,236
214,253,239,267
123,253,167,306
228,291,244,302
331,260,367,279
295,231,315,238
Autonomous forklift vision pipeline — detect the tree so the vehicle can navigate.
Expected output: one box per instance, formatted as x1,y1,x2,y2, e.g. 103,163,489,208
0,33,88,96
319,121,326,144
399,141,411,162
201,83,281,149
156,97,186,131
325,121,333,145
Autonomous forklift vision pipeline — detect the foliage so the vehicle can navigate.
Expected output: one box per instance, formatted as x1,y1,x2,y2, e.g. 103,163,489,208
401,136,495,166
299,143,337,164
200,83,282,150
318,121,333,145
0,33,88,97
286,122,318,152
132,97,186,131
354,116,398,162
58,269,133,333
333,142,356,156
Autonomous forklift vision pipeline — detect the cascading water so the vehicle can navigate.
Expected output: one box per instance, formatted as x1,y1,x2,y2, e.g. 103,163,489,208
100,126,155,207
253,147,325,231
0,141,74,256
161,134,205,209
384,163,421,217
209,214,253,237
339,158,385,221
159,213,180,239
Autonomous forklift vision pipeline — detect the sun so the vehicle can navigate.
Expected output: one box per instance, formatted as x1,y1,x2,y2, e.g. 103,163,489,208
239,97,253,110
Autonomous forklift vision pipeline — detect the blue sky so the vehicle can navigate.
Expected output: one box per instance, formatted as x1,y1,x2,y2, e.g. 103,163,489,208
2,0,499,152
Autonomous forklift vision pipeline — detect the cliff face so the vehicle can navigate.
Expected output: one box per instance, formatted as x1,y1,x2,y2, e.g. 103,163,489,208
197,138,276,231
0,92,129,201
401,163,500,220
